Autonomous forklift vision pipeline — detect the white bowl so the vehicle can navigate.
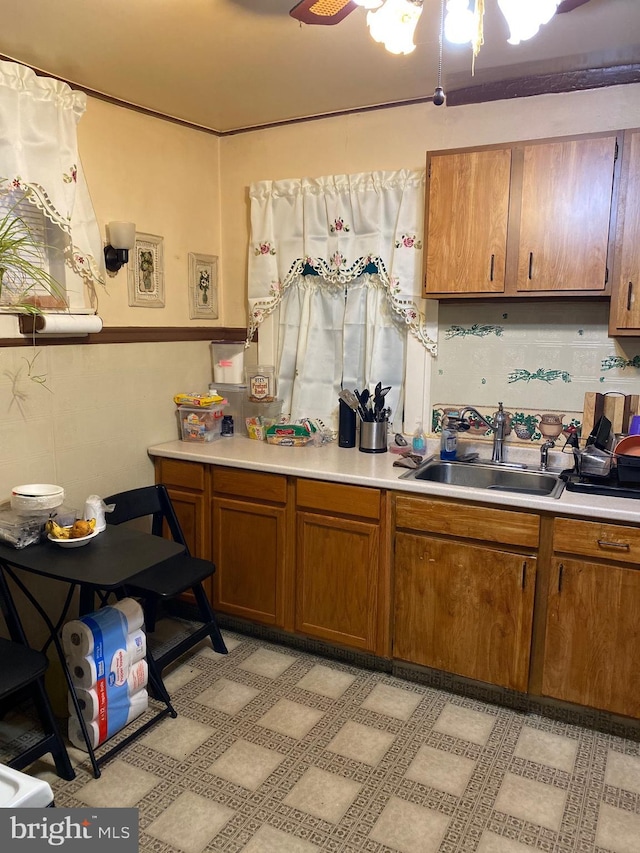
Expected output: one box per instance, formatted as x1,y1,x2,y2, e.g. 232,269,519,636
11,484,65,514
47,528,99,548
12,484,64,497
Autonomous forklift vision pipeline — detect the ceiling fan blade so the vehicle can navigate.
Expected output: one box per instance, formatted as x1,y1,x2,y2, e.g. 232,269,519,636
290,0,358,26
557,0,592,12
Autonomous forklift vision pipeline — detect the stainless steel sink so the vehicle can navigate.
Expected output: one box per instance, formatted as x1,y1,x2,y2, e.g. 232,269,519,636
401,459,565,498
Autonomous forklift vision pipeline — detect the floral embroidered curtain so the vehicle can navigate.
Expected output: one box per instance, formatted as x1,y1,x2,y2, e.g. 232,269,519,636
0,60,104,310
247,170,435,423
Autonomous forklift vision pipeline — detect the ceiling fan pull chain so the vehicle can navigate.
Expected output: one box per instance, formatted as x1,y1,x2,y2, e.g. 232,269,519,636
433,0,446,106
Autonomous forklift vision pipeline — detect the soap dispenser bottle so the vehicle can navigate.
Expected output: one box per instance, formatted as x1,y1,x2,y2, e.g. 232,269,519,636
440,415,459,461
412,421,427,455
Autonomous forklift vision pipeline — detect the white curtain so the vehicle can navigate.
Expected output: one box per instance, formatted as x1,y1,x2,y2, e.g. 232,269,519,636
248,170,435,424
0,60,104,310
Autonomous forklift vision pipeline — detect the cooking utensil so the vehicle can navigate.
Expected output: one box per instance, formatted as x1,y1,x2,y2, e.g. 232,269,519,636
338,389,360,414
587,415,612,451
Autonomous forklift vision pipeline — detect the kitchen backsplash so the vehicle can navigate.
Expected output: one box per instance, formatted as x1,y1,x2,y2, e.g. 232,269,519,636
431,301,640,445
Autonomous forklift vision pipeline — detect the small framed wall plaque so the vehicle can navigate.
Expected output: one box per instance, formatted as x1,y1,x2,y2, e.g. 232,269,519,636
189,252,219,319
128,233,165,308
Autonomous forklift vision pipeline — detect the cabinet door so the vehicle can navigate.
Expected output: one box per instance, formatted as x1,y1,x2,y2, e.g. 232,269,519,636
167,487,209,560
542,557,640,718
516,136,616,292
212,497,286,626
610,129,640,333
296,512,379,651
424,148,511,295
394,533,536,692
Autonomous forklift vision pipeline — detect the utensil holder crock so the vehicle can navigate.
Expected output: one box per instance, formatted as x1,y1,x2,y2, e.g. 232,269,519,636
359,421,388,454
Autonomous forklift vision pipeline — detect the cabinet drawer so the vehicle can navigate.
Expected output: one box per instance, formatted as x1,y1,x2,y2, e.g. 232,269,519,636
395,495,539,549
553,517,640,564
157,459,206,492
212,466,287,504
297,479,380,520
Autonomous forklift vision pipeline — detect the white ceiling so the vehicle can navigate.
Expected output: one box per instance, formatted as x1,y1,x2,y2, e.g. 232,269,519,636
1,0,638,133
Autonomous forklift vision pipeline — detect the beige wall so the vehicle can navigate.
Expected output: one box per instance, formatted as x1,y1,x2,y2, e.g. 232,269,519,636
1,98,224,524
79,97,223,327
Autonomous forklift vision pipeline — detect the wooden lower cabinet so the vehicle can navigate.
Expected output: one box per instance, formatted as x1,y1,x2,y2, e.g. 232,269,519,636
155,458,211,604
296,511,379,651
394,533,536,692
295,479,384,653
211,467,288,627
542,517,640,718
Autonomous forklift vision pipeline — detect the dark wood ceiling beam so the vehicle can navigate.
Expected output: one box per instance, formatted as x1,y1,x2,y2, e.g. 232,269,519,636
447,64,640,107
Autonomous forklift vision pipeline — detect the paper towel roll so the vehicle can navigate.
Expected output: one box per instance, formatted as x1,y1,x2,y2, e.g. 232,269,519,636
34,314,103,336
69,670,148,722
62,601,145,657
68,687,100,722
127,659,148,693
68,691,149,750
112,599,145,633
68,716,102,751
69,655,98,689
127,629,146,663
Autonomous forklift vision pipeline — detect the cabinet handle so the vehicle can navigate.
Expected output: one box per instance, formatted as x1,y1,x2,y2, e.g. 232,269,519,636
528,252,533,280
597,539,631,550
558,562,564,593
521,561,526,589
627,281,633,311
489,254,495,282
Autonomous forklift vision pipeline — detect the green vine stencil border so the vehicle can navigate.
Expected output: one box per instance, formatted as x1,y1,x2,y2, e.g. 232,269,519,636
445,324,504,339
508,368,572,384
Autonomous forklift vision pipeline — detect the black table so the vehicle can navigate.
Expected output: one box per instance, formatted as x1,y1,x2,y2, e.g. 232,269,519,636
0,525,186,777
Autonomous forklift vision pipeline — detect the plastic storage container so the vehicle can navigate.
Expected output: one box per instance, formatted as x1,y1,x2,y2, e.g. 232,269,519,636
178,404,225,442
211,341,245,384
245,365,276,402
209,383,248,435
0,507,45,549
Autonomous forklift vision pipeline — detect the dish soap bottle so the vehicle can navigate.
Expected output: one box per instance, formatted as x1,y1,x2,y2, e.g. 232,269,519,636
440,415,459,461
412,421,426,455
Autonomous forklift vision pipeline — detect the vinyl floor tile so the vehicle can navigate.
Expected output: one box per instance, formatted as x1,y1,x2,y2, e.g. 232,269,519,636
9,629,637,853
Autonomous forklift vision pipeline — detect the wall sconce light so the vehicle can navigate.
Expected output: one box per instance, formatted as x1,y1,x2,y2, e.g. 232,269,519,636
104,222,136,274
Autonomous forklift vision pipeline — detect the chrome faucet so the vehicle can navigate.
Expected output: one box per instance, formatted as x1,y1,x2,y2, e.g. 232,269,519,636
459,402,510,464
539,438,556,472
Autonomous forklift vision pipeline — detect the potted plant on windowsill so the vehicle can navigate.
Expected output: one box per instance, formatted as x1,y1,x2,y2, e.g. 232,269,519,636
0,206,66,315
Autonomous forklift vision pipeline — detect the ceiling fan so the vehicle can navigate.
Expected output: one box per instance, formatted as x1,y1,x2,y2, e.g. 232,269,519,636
289,0,592,27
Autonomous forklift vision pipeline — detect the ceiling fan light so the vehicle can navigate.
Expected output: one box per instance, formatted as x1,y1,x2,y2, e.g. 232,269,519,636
444,0,474,44
353,0,384,8
366,0,423,55
498,0,560,45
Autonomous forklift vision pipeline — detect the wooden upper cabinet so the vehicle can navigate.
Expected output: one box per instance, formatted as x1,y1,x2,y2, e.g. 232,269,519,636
515,136,617,293
609,128,640,334
424,148,511,295
423,132,619,299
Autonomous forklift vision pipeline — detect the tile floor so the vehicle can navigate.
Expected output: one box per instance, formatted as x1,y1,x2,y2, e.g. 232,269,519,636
4,626,640,853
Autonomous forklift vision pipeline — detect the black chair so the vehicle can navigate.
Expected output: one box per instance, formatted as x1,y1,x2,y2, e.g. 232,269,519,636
0,637,75,780
103,485,227,678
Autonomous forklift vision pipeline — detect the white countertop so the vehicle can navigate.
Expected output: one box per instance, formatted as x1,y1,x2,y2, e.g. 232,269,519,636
148,436,640,525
